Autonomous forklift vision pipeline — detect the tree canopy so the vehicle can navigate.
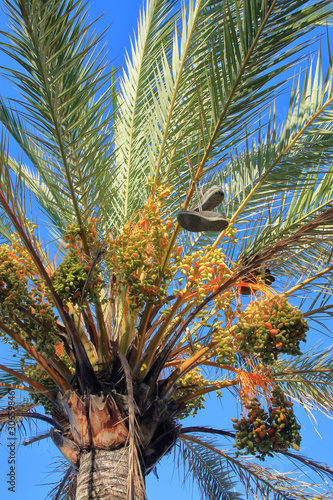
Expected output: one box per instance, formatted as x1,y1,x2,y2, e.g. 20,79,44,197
0,0,333,498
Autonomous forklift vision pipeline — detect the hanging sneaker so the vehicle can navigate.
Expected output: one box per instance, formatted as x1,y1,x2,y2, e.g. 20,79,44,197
240,272,258,296
177,210,229,232
240,254,260,295
263,268,275,285
191,185,224,212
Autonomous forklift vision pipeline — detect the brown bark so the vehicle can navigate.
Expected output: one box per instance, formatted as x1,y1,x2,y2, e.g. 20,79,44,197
75,447,145,500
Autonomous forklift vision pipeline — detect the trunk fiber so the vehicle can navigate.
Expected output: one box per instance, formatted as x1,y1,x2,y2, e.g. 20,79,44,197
76,447,144,500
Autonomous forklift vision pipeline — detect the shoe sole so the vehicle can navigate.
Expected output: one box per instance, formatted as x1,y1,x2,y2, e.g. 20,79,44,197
263,269,275,285
191,185,224,211
177,210,229,232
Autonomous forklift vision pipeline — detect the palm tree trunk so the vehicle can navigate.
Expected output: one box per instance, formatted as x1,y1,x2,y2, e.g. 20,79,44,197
76,447,144,500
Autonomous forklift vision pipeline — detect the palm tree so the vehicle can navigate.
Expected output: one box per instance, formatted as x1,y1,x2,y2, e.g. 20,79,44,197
1,0,333,498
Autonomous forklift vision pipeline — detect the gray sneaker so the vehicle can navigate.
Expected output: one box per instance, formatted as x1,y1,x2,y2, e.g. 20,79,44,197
177,210,229,232
191,185,224,211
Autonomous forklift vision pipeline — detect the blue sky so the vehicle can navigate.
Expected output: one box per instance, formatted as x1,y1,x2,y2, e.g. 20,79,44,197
0,0,333,499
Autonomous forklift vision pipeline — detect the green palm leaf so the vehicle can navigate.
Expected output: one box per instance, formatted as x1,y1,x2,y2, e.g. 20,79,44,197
180,434,333,499
273,347,333,418
1,0,333,498
114,0,332,215
111,0,178,226
1,0,115,230
178,434,243,500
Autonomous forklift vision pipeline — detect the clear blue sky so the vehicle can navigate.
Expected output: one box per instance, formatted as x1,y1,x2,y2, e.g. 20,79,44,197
0,1,332,499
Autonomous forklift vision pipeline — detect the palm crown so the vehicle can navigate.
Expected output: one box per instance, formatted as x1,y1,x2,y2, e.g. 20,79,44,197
1,0,333,498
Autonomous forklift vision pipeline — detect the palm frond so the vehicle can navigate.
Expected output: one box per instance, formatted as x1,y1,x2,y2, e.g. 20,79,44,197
110,0,177,227
0,362,56,399
283,450,333,484
114,0,333,224
178,434,242,500
0,399,43,440
180,427,333,486
0,101,71,232
180,434,333,499
186,53,333,254
22,431,52,446
1,0,115,230
272,347,333,418
45,461,76,500
0,370,30,398
0,406,61,432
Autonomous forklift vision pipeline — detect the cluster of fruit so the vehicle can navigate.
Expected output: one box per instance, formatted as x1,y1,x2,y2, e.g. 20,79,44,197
24,362,57,414
222,221,238,243
22,344,73,414
52,249,103,306
175,368,207,418
235,296,308,363
172,247,230,301
213,289,239,333
0,241,58,353
108,185,173,310
214,290,235,315
232,388,301,460
63,218,98,248
215,330,237,365
52,220,104,307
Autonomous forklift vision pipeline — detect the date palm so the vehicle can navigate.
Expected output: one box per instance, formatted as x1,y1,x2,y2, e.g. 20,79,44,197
1,0,333,499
